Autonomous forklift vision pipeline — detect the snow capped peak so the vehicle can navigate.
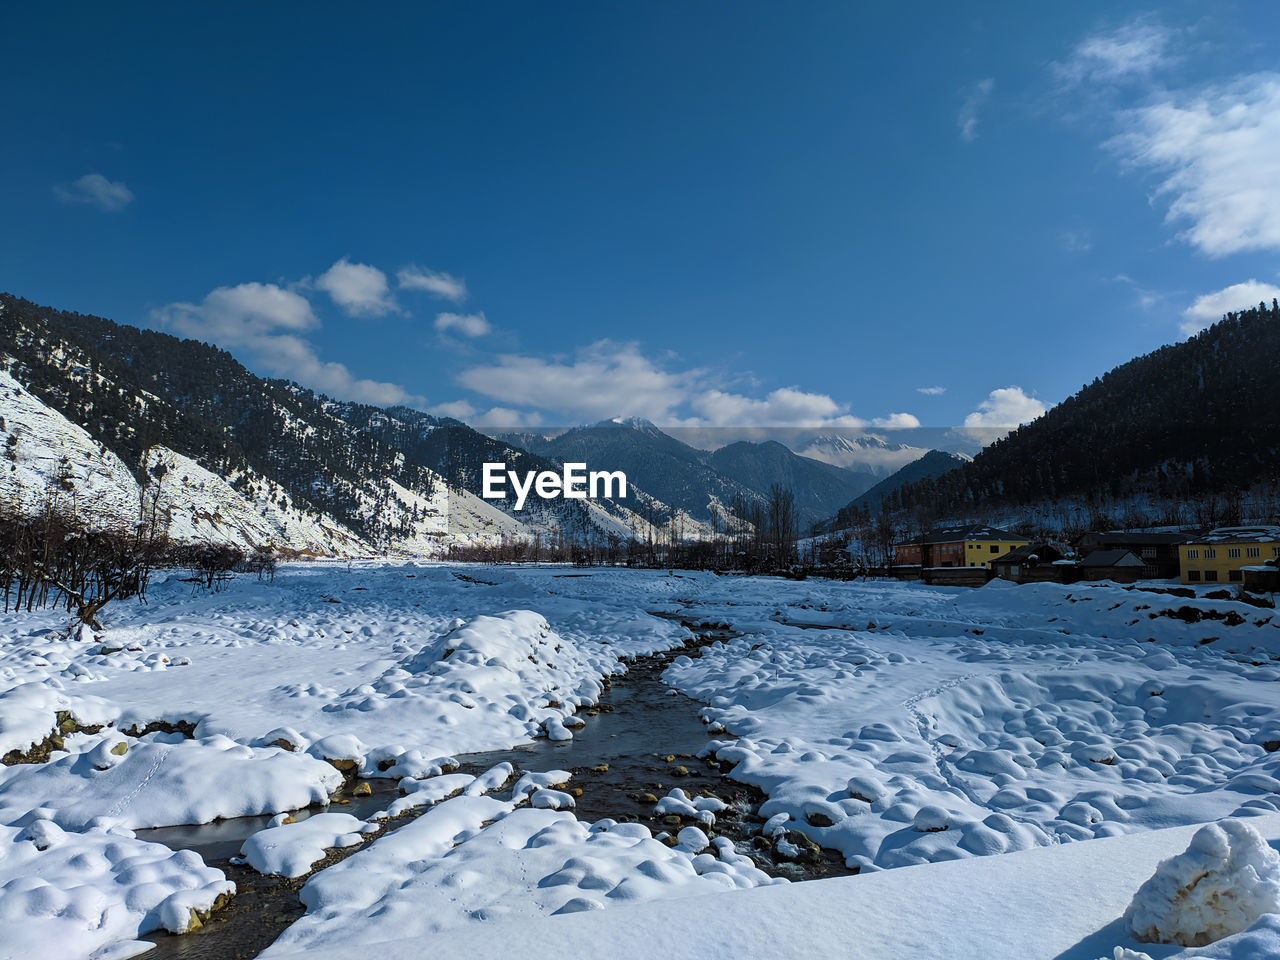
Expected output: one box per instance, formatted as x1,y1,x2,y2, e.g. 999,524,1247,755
807,433,895,452
796,433,928,475
599,416,658,430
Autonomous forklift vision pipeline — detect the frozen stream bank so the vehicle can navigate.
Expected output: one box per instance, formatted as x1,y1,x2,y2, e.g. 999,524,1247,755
138,621,851,958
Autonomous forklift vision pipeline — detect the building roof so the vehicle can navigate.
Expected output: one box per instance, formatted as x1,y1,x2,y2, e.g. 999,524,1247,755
1184,526,1280,545
1077,531,1191,546
1079,549,1144,568
993,543,1068,565
904,523,1020,545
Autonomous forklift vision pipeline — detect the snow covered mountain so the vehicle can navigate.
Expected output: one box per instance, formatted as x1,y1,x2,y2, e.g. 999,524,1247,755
830,448,973,525
506,418,768,527
0,366,366,554
0,296,558,554
334,406,714,544
0,367,140,527
794,433,929,475
503,419,879,531
0,294,717,554
706,440,875,529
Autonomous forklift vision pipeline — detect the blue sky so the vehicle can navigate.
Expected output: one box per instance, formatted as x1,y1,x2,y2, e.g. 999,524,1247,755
4,2,1280,441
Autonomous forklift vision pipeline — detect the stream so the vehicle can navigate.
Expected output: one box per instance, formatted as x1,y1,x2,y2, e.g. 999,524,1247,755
137,619,855,958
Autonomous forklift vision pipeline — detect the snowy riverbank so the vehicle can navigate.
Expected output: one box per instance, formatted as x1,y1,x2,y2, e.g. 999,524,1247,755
1,563,1278,958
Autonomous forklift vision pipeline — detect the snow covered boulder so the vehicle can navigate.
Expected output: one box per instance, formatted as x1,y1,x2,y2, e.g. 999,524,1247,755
239,812,377,877
1124,819,1280,947
306,734,366,777
847,774,887,804
913,805,952,833
676,826,710,853
530,788,576,810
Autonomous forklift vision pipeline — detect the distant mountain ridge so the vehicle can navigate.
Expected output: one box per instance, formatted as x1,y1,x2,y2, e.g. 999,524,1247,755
707,440,875,529
506,418,762,526
503,418,872,529
829,449,971,527
0,294,701,552
795,433,929,475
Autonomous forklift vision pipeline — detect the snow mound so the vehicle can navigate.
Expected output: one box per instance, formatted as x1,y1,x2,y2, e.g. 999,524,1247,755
264,802,778,955
239,812,378,877
0,817,232,960
1124,818,1280,947
0,733,343,830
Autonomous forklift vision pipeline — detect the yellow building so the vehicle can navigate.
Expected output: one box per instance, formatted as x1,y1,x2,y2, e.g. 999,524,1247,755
895,524,1029,570
1178,526,1280,586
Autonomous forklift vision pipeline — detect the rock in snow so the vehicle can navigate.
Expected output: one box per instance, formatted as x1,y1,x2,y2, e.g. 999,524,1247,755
1124,818,1280,947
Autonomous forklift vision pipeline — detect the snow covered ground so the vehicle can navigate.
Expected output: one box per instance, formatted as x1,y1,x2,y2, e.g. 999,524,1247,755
267,813,1280,960
1,563,1279,958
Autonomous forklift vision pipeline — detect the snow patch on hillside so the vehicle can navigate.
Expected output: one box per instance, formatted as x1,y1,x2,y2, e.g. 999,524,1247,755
145,447,364,555
0,366,140,525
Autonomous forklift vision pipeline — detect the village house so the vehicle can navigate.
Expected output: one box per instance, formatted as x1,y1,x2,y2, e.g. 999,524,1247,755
991,543,1078,584
1079,548,1146,583
893,524,1028,570
1243,559,1279,595
1178,526,1280,586
1075,531,1188,580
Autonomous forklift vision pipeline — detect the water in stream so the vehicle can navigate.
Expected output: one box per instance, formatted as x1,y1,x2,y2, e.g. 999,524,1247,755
138,623,855,958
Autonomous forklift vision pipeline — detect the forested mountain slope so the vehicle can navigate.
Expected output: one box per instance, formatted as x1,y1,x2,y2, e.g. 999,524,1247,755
890,302,1280,519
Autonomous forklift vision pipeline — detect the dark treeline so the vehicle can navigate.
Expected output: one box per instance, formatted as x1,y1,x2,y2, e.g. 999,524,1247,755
446,484,807,573
1,494,280,627
1,503,167,629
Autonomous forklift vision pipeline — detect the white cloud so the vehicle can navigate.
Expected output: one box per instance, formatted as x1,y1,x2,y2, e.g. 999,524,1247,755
53,173,134,212
1055,20,1173,87
871,412,921,430
1109,273,1164,311
916,386,947,396
1061,229,1092,254
691,387,867,429
316,258,398,316
957,78,994,142
398,266,468,303
473,407,544,428
156,282,422,407
1181,279,1280,337
428,399,478,420
457,341,696,424
456,342,914,431
1110,73,1280,257
960,386,1047,444
434,312,491,338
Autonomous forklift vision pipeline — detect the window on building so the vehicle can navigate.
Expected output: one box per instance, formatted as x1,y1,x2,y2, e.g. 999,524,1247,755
1143,566,1158,578
1188,570,1201,581
1187,549,1199,559
1205,570,1218,582
1247,547,1261,558
1229,570,1243,582
990,545,999,553
1204,548,1217,559
1228,547,1241,559
1142,547,1156,558
1274,547,1280,557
